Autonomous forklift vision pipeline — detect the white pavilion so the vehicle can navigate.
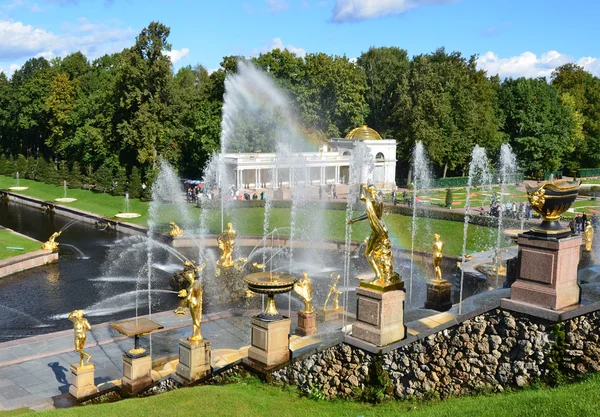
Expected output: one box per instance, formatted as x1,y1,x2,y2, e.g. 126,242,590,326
223,125,397,190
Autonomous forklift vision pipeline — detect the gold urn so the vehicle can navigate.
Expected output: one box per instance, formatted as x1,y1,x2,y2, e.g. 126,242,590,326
525,180,580,237
244,272,297,321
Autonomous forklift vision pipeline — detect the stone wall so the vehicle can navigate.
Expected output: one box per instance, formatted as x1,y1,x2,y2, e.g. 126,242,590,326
271,308,600,400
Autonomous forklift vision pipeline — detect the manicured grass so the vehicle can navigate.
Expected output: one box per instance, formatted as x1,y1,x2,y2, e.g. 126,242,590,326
6,373,600,417
0,175,150,225
0,229,42,261
0,175,504,256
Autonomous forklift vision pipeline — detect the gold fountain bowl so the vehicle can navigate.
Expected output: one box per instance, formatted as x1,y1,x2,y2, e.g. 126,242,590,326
525,180,580,221
244,272,297,295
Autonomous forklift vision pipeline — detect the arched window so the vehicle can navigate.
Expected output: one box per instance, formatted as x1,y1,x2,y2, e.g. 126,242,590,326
375,152,385,161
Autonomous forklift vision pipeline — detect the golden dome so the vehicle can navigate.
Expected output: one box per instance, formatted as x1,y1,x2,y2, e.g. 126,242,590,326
344,125,382,140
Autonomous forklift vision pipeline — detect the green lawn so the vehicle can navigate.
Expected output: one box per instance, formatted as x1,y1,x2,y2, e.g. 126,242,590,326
1,175,505,256
0,229,42,261
5,373,600,417
0,175,150,225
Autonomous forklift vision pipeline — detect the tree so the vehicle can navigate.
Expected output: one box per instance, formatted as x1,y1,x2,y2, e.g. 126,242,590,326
114,22,176,169
499,77,577,177
113,167,128,196
46,72,77,158
357,46,409,137
551,64,600,173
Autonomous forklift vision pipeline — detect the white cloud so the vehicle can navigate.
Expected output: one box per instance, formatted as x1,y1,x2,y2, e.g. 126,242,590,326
0,18,135,64
331,0,455,23
165,47,189,64
254,37,306,58
476,50,600,79
265,0,289,13
0,63,20,77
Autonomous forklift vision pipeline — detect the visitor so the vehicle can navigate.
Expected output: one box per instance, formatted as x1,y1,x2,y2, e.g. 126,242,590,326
480,206,485,216
318,186,322,200
392,190,397,206
244,192,250,201
333,185,337,199
261,191,266,200
592,213,598,230
403,191,408,205
569,217,576,233
582,212,588,230
252,193,258,200
575,214,582,233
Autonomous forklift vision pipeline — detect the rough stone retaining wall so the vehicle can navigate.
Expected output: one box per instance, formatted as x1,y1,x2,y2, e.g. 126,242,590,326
271,308,600,400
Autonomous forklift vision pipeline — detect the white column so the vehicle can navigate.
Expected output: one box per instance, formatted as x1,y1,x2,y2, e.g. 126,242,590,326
335,166,340,184
257,169,261,188
320,166,325,185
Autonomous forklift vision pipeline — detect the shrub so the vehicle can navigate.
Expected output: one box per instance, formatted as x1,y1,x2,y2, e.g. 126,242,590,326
406,183,414,191
0,154,7,176
69,162,83,189
93,163,113,193
15,154,28,175
128,167,143,199
41,160,58,185
112,167,128,196
445,188,453,208
57,160,69,185
25,156,37,179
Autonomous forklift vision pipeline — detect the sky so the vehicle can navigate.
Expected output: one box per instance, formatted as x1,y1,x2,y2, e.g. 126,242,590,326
0,0,599,79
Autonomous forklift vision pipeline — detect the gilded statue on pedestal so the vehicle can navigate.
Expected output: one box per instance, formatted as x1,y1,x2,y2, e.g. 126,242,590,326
323,273,342,311
294,272,314,314
175,261,205,315
169,222,184,237
42,231,61,252
68,310,92,368
432,234,444,282
348,184,400,288
585,221,594,252
217,223,236,268
187,278,204,342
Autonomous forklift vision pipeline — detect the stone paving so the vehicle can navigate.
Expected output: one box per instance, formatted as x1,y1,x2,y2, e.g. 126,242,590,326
0,309,259,411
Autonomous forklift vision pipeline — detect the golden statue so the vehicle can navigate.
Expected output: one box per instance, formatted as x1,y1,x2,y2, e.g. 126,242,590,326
175,261,205,314
293,272,314,314
169,222,184,237
585,221,594,252
348,184,400,288
217,222,236,268
323,273,342,311
186,278,204,342
42,231,61,251
68,310,92,368
432,234,444,282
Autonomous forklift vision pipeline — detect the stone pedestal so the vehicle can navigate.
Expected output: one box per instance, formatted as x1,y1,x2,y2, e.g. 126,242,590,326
122,354,152,394
424,279,452,311
248,317,291,367
176,339,212,382
579,249,594,269
295,311,317,336
317,307,343,322
352,287,406,347
506,234,581,311
69,364,98,399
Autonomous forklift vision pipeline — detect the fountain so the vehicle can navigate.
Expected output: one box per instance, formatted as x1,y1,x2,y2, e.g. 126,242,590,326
8,171,28,191
41,231,61,252
55,180,77,203
115,192,141,219
409,141,432,302
458,145,492,314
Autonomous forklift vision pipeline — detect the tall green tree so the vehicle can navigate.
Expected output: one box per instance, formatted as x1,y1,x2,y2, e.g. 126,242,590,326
499,77,577,177
357,46,409,137
114,22,177,169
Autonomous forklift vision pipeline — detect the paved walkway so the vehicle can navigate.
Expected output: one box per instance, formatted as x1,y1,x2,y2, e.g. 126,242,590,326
0,309,258,411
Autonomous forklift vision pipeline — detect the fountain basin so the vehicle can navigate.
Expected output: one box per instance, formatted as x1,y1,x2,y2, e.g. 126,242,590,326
8,187,29,191
55,198,77,203
244,272,297,321
115,213,142,219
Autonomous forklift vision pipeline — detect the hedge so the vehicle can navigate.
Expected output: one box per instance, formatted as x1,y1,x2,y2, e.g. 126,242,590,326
578,168,600,178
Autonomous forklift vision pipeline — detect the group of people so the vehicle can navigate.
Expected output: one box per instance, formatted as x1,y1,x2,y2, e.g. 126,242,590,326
569,213,598,233
318,184,338,200
487,199,533,219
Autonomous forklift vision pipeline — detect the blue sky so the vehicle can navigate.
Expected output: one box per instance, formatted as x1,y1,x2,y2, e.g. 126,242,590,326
1,0,599,78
